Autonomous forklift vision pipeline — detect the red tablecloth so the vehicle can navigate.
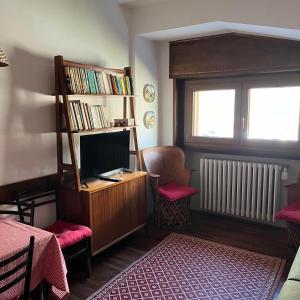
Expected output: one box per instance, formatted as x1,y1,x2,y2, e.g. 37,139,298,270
0,218,69,299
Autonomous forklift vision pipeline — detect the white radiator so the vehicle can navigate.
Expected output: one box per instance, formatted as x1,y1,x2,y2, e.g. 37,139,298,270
199,158,283,222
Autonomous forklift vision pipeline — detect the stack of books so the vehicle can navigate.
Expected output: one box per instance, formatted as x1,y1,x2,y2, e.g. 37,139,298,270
65,67,134,95
68,100,110,131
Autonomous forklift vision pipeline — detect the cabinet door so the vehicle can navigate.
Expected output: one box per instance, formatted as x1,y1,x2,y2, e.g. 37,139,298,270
90,176,147,254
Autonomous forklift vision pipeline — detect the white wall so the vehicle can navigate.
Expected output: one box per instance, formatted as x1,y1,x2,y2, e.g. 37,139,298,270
0,0,132,227
134,37,159,149
157,41,173,146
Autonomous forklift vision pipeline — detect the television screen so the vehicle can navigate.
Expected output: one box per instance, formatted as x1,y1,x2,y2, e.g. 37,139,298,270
80,131,130,179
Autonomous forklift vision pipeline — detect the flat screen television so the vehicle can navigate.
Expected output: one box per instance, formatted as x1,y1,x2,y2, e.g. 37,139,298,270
80,131,130,180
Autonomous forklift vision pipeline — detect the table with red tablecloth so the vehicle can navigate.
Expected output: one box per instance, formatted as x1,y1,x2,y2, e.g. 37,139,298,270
0,218,69,299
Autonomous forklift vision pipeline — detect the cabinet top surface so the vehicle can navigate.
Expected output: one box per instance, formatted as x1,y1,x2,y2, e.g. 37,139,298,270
80,171,147,193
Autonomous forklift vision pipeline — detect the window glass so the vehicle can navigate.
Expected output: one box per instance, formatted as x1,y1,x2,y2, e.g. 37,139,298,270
248,87,300,141
192,89,235,138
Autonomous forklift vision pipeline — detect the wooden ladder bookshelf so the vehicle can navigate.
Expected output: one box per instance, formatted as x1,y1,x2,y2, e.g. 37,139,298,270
54,55,142,192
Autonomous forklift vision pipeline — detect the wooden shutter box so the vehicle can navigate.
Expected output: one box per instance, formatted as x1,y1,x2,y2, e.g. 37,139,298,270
169,33,300,78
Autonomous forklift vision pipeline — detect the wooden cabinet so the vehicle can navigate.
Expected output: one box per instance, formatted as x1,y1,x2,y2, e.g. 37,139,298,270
58,171,147,256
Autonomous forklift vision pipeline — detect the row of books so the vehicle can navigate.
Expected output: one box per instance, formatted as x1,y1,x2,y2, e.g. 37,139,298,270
65,67,134,95
68,100,110,131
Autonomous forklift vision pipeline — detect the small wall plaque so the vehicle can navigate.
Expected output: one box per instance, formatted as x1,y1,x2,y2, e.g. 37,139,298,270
143,84,155,103
143,111,156,129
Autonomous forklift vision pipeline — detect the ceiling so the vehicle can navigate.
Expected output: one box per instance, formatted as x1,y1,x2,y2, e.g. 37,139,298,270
117,1,300,42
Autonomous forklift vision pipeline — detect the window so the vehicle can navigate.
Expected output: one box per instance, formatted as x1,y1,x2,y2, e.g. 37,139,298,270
192,89,235,138
247,87,300,141
185,75,300,157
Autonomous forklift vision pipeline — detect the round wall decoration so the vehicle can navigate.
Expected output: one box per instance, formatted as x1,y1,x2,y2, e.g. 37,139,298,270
143,111,156,129
143,84,155,103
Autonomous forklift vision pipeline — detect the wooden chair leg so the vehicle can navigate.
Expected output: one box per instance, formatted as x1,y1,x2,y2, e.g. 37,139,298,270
287,221,300,259
156,198,161,228
42,281,49,300
144,224,149,237
85,238,91,278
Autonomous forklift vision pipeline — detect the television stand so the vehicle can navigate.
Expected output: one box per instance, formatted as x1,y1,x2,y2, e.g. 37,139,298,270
58,171,148,256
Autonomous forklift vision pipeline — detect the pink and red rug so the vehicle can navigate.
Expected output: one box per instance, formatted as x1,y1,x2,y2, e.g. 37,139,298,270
88,233,285,300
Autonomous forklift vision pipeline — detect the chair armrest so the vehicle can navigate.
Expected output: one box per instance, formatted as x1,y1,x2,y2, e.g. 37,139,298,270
148,173,160,179
147,173,160,199
284,182,298,188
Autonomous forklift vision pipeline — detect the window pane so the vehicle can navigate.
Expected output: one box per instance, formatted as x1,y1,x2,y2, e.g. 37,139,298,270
248,87,300,141
193,89,235,138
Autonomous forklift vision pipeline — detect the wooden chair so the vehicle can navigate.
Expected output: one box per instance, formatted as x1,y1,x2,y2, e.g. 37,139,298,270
142,146,199,227
276,175,300,258
0,199,35,225
0,236,34,300
15,186,92,278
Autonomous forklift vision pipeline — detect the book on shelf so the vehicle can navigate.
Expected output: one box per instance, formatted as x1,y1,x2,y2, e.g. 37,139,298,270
64,66,134,95
65,100,111,131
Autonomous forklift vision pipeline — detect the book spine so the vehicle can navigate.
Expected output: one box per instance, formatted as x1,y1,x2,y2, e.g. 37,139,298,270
115,76,121,95
87,105,94,129
68,104,75,131
99,72,106,94
81,103,89,129
120,76,126,95
83,69,90,93
69,68,76,93
73,101,83,130
88,70,97,94
125,76,131,95
96,106,102,128
95,72,102,94
91,106,99,128
84,103,92,129
70,101,79,131
76,68,83,94
76,102,85,130
110,75,117,94
107,74,113,94
102,105,110,127
80,68,88,93
103,73,110,94
92,71,100,94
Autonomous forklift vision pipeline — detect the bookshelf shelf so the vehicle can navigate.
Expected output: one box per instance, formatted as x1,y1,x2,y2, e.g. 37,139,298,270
63,94,138,97
61,125,138,135
55,55,142,192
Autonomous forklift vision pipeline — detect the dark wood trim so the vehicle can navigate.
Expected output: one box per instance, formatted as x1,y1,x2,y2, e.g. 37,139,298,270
173,79,178,145
174,79,185,147
0,174,57,202
170,33,300,78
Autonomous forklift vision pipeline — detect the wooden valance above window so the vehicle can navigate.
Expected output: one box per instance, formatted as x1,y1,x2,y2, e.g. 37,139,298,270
169,33,300,78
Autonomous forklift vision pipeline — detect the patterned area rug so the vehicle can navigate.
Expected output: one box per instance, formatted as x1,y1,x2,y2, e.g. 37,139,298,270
88,233,285,300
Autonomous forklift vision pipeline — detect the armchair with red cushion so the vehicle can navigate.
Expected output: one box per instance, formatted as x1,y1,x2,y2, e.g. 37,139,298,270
142,146,199,227
275,176,300,256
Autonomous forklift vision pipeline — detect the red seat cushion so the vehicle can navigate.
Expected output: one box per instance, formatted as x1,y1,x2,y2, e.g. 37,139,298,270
158,181,199,202
46,220,92,249
275,199,300,224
